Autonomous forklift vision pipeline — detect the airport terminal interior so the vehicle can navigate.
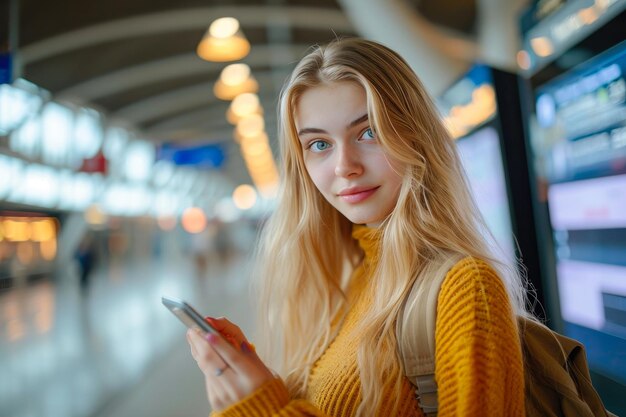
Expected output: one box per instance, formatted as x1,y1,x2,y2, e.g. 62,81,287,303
1,0,626,416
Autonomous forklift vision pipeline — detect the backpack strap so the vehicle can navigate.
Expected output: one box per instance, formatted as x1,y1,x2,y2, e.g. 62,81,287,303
396,254,464,417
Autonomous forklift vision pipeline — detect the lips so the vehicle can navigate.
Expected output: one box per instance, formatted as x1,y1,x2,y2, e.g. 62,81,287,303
337,186,379,203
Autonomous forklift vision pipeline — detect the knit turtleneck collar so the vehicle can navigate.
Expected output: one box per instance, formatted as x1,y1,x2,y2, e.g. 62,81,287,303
351,224,382,264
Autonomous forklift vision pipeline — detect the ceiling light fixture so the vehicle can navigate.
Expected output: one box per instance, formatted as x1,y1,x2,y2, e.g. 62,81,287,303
214,63,259,100
235,113,265,139
197,17,251,62
227,93,262,124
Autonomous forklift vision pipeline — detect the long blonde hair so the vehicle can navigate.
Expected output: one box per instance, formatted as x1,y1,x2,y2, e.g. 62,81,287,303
252,38,529,416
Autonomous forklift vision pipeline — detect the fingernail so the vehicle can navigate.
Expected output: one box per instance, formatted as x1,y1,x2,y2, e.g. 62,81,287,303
205,333,218,344
241,341,251,353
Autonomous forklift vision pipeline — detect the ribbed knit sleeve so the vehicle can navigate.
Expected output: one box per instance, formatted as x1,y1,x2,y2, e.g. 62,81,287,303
212,377,331,417
435,258,525,417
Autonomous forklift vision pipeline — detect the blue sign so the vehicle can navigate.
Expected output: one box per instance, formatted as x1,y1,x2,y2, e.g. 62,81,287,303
0,53,12,84
158,143,226,169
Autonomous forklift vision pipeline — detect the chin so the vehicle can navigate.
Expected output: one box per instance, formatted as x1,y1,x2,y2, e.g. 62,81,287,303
343,212,386,226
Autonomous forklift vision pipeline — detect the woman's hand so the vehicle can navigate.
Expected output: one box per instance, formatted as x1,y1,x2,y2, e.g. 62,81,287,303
186,317,275,411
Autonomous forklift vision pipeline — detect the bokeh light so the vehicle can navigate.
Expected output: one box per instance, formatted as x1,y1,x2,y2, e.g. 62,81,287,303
181,207,207,234
232,184,257,210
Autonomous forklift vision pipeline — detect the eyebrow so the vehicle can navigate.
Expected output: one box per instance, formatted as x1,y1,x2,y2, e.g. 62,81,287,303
297,113,369,136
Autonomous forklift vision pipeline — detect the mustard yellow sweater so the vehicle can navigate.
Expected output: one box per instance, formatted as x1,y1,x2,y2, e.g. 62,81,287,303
214,226,525,417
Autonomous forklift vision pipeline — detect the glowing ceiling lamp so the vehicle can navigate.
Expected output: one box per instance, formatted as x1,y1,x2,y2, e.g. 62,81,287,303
235,114,265,140
197,17,251,62
214,63,259,100
227,93,262,124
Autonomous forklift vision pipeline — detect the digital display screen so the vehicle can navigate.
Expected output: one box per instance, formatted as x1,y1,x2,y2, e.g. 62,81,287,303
531,40,626,384
456,126,516,263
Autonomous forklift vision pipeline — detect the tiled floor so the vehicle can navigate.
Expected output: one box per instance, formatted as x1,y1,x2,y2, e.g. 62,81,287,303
0,246,255,417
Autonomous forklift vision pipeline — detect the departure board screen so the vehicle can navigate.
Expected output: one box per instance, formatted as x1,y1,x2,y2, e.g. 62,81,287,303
456,126,516,263
531,40,626,384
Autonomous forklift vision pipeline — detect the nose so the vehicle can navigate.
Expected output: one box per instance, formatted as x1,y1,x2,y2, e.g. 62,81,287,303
334,145,363,178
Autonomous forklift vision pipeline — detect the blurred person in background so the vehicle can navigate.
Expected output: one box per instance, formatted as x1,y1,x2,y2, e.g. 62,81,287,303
75,234,97,290
186,38,530,417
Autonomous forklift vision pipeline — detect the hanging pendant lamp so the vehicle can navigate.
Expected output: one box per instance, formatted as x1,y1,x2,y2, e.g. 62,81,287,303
197,17,251,62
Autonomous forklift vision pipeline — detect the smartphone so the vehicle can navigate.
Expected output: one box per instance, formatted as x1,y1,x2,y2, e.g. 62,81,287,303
161,296,223,338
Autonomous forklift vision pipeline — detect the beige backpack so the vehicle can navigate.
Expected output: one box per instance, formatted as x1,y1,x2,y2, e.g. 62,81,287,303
396,254,616,417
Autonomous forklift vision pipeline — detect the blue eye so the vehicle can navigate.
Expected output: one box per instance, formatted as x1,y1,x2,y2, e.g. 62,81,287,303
309,140,331,152
360,128,375,140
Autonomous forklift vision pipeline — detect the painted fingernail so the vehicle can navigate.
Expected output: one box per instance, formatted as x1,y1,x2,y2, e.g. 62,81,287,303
241,341,251,353
205,333,218,344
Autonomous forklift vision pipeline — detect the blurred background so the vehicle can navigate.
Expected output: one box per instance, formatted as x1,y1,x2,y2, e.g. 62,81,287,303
1,0,625,416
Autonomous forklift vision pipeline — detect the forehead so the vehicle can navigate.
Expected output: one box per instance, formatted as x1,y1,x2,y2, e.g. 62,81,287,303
294,82,368,130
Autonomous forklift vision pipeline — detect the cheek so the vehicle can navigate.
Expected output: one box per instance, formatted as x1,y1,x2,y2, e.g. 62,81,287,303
377,154,404,182
304,160,332,193
374,155,405,197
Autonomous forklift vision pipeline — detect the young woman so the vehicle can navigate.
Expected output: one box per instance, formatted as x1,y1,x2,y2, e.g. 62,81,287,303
187,37,528,417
